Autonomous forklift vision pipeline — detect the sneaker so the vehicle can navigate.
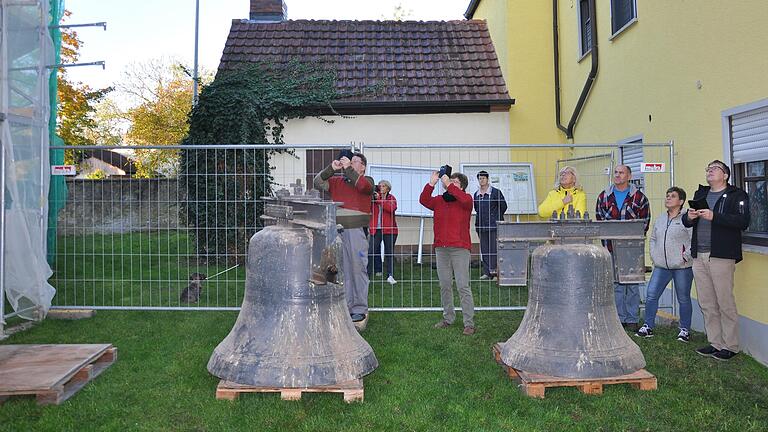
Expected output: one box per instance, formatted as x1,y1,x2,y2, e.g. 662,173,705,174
696,345,719,357
433,320,452,329
374,272,383,277
479,274,490,280
712,349,738,361
386,275,397,285
351,313,366,322
462,326,476,336
677,328,690,343
625,323,640,333
635,324,654,338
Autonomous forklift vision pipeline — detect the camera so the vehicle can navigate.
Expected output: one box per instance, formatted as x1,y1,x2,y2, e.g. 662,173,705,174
375,184,381,193
337,149,354,161
438,164,453,178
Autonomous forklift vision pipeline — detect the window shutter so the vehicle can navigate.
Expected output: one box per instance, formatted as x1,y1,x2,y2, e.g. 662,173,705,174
731,105,768,163
621,145,643,176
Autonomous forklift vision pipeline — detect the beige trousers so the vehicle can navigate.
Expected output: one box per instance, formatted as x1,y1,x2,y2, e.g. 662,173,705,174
692,252,739,352
435,247,474,328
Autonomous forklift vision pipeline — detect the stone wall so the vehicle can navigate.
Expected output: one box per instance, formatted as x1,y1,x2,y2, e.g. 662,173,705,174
56,178,185,235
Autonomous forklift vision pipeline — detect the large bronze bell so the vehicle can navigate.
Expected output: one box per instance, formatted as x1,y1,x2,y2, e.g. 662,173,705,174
207,190,378,387
496,214,647,378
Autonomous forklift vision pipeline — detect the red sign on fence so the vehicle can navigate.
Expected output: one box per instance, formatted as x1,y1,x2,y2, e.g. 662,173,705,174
640,162,665,173
51,165,77,176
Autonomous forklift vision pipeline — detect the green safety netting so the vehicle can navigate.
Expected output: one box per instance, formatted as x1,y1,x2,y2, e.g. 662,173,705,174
47,0,66,265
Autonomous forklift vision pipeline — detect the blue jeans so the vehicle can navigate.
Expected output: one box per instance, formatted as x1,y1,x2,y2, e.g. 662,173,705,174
643,266,693,330
614,283,641,324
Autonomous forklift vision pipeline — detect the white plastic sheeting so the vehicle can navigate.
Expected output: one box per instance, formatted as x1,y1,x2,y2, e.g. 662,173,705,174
1,0,56,322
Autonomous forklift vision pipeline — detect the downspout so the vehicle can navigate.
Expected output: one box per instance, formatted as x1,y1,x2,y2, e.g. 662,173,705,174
553,0,599,139
552,0,568,136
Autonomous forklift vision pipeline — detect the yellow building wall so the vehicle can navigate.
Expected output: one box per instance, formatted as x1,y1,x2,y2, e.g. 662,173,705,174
474,0,569,219
552,0,768,324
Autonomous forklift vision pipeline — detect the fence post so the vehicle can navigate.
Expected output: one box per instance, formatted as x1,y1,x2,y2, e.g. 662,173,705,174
1,130,6,337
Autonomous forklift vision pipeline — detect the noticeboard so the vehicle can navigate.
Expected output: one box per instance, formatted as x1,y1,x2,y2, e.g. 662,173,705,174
460,163,538,215
367,165,440,217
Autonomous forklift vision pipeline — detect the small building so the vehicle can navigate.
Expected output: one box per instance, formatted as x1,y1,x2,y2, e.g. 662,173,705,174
77,149,137,178
218,0,514,246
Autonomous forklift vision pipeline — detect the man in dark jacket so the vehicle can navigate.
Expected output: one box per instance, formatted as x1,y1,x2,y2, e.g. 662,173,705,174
683,159,750,361
473,171,508,280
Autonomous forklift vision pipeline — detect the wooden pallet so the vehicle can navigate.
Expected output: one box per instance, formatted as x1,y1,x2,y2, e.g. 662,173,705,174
216,378,364,403
492,343,657,398
0,344,117,405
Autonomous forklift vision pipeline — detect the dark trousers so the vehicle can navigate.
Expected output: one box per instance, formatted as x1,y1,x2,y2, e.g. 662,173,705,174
368,232,398,276
477,229,498,276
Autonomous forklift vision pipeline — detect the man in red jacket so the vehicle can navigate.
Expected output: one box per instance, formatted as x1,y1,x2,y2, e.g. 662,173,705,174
420,170,476,335
314,152,374,323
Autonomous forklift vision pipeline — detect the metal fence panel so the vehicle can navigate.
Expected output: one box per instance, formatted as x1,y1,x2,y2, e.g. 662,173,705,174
47,143,676,314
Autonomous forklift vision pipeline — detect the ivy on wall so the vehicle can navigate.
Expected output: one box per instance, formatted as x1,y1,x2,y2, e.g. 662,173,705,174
180,61,339,263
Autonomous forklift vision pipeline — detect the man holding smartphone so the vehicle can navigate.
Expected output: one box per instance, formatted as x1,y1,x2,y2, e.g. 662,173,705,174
314,150,374,324
420,167,477,335
683,160,750,361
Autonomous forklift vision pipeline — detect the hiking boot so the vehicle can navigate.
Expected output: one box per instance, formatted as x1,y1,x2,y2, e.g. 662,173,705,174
696,345,719,357
677,328,690,343
387,275,397,285
712,349,738,361
635,324,654,338
462,326,476,336
479,274,490,280
433,320,452,329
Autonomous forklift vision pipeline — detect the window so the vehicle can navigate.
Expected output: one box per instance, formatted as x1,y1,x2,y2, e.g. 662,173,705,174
610,0,637,36
739,161,768,241
578,0,593,57
727,102,768,246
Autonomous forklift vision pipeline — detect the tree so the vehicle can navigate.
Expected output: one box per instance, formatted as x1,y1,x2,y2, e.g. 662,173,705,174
181,61,339,264
56,10,113,164
382,2,413,21
119,58,212,177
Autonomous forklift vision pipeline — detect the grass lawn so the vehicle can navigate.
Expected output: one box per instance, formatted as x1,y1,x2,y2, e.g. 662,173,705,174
48,232,527,310
1,310,767,432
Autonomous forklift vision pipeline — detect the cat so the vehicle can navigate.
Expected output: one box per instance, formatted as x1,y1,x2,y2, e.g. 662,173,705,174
180,273,207,304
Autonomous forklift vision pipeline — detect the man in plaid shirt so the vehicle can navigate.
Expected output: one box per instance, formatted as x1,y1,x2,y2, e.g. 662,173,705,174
595,165,650,332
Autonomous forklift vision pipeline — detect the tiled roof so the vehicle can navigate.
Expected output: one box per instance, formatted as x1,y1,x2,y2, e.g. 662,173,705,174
219,19,512,109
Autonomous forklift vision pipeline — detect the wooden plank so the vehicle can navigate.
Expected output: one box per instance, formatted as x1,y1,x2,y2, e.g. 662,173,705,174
217,379,364,403
0,344,112,393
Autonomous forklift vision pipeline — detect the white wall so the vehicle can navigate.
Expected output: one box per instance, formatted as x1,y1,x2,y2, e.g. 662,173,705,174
271,112,511,247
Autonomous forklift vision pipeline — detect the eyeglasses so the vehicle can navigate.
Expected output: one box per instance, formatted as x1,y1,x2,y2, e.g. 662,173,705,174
705,166,725,173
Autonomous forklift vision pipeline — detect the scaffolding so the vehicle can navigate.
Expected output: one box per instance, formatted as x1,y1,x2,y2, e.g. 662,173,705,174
0,0,62,335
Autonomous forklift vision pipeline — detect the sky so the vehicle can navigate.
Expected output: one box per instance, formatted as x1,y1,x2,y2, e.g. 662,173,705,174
65,0,471,90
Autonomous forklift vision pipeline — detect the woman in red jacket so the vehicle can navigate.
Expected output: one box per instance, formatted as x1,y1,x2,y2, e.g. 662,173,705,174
368,180,399,284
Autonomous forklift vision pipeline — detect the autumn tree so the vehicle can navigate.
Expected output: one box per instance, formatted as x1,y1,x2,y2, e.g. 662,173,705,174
56,10,114,164
118,58,212,177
